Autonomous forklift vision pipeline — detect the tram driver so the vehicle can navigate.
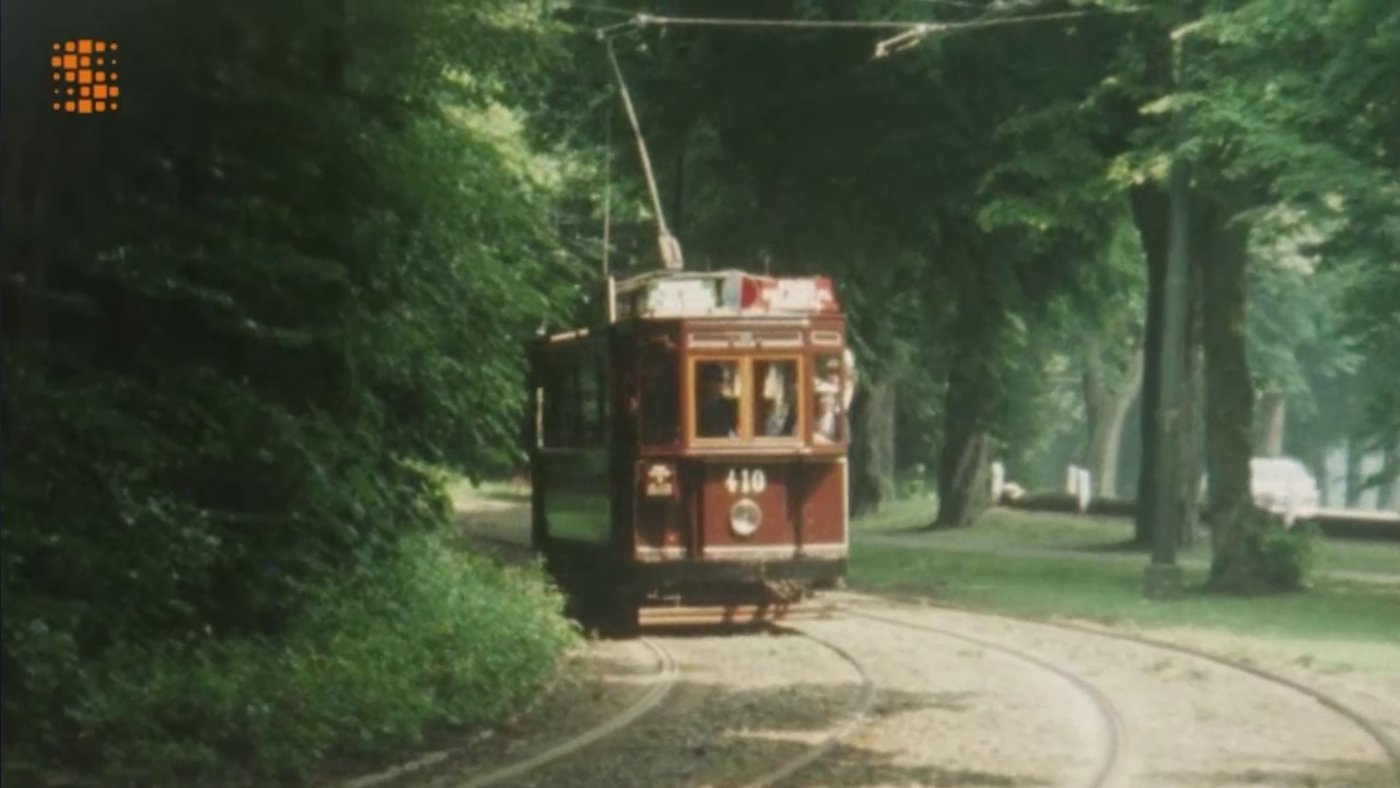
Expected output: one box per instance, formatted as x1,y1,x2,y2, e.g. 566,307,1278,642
696,362,739,438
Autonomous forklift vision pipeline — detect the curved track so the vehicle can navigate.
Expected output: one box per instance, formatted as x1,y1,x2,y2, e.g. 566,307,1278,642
848,598,1400,788
737,624,877,788
459,625,877,788
846,609,1129,788
1036,613,1400,785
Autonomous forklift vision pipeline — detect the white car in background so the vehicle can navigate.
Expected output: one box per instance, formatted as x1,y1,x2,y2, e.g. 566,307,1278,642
1248,457,1321,525
1200,457,1321,526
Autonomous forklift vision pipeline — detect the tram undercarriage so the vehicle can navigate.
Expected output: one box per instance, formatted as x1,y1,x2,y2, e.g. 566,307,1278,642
543,543,844,634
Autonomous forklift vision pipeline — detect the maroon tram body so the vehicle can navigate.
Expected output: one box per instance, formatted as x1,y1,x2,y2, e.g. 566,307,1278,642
526,270,853,631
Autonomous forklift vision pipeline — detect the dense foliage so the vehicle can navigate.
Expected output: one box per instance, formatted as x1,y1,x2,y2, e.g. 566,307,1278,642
2,0,585,781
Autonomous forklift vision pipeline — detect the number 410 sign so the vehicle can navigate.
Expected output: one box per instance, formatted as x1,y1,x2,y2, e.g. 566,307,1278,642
725,468,767,495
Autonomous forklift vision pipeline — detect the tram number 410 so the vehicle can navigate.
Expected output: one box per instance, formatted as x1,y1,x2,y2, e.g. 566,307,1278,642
725,468,767,495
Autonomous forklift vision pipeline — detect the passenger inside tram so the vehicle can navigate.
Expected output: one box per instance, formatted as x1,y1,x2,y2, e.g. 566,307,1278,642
757,361,797,437
695,361,739,438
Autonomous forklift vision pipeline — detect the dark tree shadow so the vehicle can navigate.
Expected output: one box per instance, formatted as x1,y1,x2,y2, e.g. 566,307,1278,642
1143,757,1393,788
486,678,1053,788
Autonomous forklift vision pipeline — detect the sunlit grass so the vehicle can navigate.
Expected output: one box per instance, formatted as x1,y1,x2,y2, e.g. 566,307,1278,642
854,503,1400,577
849,507,1400,644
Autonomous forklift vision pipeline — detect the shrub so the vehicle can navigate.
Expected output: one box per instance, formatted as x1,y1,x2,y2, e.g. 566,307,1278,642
1208,509,1321,593
1255,517,1322,590
3,535,577,787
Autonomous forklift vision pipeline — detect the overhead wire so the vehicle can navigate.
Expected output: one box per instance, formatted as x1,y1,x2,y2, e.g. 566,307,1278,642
581,2,1144,271
587,7,1135,34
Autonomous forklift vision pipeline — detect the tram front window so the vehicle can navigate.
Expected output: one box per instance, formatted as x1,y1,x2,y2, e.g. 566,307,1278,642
755,360,797,438
694,361,739,438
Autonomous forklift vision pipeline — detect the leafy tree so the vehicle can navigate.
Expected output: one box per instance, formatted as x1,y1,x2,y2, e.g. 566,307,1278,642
1,0,584,765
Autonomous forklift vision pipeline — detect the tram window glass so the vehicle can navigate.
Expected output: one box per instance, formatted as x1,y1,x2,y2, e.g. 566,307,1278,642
544,358,580,446
813,353,845,444
693,360,740,439
640,353,679,445
754,359,798,438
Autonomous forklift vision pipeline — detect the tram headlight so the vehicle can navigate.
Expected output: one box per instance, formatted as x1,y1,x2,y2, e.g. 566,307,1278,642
729,498,762,538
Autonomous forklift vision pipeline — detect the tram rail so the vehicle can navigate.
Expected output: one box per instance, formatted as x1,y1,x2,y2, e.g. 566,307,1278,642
843,598,1400,787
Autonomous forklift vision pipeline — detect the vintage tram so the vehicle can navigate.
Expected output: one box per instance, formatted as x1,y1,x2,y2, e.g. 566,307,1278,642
525,269,855,632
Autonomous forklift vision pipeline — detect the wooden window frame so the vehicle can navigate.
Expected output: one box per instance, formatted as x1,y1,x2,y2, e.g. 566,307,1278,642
749,355,805,446
685,354,805,446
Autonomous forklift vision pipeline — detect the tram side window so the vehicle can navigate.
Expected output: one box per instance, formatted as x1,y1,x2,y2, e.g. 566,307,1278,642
813,353,845,444
754,359,798,438
543,359,580,447
578,356,602,444
639,352,678,445
694,360,740,439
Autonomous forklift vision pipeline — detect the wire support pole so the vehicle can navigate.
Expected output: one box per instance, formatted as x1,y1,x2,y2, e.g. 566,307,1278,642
603,35,683,270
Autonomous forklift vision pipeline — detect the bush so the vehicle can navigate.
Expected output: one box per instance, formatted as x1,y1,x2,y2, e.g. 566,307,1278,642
2,535,577,787
1208,509,1321,593
1255,518,1322,590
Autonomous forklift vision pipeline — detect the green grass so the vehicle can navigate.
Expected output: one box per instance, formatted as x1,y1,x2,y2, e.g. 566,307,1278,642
849,506,1400,645
852,495,938,532
855,501,1400,577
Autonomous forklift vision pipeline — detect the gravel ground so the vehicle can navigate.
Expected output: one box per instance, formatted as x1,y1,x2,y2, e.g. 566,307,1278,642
839,595,1395,788
774,616,1105,788
427,495,1398,787
367,593,1395,788
509,628,864,787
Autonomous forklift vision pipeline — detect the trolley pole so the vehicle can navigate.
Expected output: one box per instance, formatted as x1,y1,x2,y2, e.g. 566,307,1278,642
605,35,684,271
1145,27,1190,600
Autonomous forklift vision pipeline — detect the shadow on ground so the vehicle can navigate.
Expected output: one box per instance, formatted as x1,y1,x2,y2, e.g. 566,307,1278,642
1144,757,1393,788
507,675,1051,788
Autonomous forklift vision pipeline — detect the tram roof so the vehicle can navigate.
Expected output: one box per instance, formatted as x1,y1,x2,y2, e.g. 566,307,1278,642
612,269,842,322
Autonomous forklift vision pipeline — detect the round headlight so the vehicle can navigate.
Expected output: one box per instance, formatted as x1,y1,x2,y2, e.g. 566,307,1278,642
730,498,762,538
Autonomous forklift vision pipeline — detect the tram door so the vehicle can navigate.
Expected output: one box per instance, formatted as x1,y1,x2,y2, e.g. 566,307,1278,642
534,339,611,549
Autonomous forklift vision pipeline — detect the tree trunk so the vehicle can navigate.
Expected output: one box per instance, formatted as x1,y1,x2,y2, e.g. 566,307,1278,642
1131,184,1170,545
1082,340,1143,498
1379,444,1399,511
1178,198,1206,547
875,382,897,485
1344,438,1364,508
935,422,990,527
935,332,995,527
1256,392,1287,458
851,377,895,518
1200,192,1262,592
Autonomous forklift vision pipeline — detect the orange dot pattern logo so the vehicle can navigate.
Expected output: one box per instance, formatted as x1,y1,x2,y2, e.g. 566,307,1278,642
50,39,120,113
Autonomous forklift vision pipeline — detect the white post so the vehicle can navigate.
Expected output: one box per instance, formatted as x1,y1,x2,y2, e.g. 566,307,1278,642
1066,465,1078,495
1077,468,1092,513
991,461,1006,503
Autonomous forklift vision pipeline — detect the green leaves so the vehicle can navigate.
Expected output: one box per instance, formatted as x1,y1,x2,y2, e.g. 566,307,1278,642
3,1,586,778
